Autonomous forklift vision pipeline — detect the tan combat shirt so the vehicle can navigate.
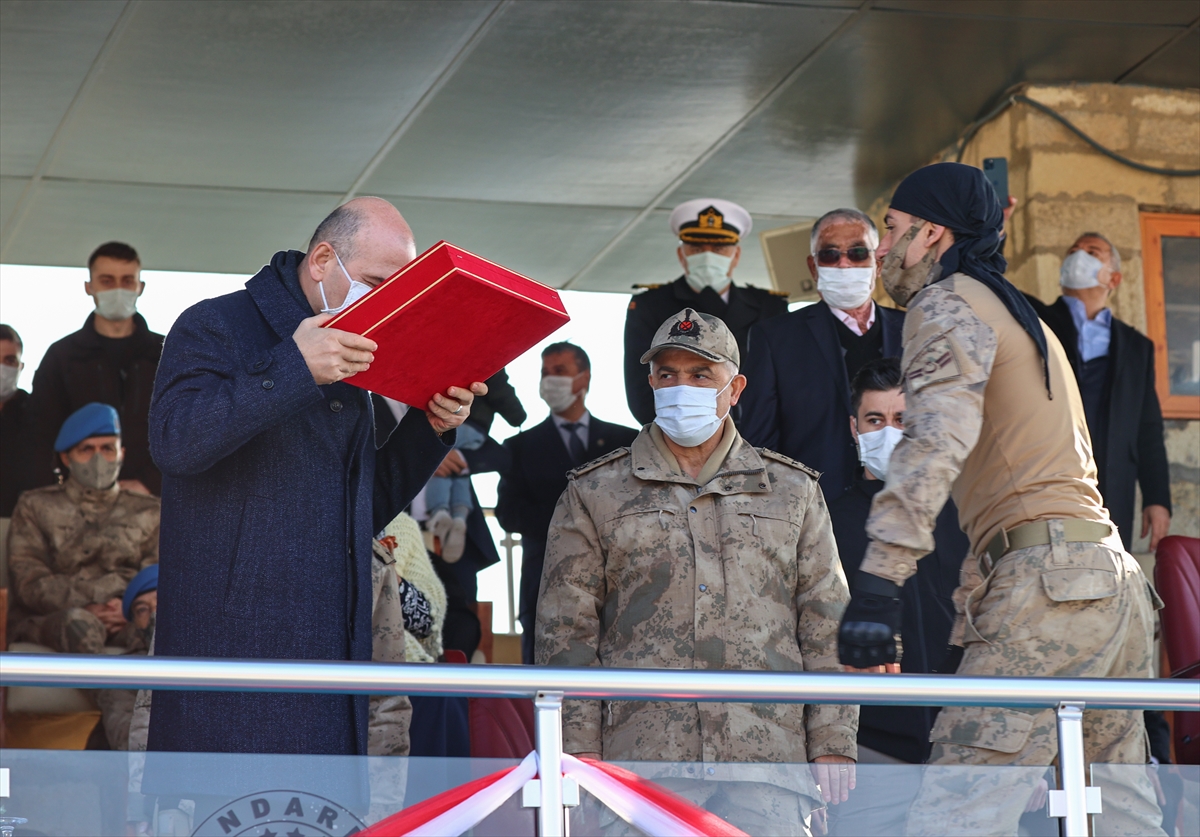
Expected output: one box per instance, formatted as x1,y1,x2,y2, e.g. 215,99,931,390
7,478,160,627
535,419,856,798
863,274,1110,616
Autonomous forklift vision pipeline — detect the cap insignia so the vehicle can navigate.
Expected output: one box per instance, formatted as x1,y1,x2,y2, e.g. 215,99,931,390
670,318,700,338
698,207,724,230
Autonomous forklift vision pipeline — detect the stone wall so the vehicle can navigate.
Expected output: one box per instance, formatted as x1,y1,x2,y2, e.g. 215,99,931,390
872,82,1200,551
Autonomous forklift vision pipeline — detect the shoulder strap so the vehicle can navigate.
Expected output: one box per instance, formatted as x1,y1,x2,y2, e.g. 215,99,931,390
568,447,631,478
758,448,821,480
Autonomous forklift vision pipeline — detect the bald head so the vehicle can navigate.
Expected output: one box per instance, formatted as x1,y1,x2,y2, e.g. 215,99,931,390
309,197,414,262
300,197,417,314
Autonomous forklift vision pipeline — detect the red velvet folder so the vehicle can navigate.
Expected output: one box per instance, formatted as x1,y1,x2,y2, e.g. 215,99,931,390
323,241,569,407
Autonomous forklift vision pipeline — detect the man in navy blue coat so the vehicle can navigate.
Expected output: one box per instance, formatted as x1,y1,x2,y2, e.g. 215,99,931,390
147,197,483,757
739,209,904,502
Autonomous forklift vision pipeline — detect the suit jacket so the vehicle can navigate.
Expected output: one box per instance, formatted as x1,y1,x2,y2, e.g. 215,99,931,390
623,276,788,425
146,250,450,758
496,414,640,560
828,479,966,763
0,388,34,517
740,301,905,502
27,312,165,494
1027,296,1172,548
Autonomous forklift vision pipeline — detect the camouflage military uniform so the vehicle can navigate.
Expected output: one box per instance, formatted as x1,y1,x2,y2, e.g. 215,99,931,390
7,478,159,653
536,419,856,834
369,537,412,758
861,274,1163,836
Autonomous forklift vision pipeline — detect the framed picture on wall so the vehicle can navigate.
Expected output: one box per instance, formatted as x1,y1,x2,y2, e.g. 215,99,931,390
1141,212,1200,420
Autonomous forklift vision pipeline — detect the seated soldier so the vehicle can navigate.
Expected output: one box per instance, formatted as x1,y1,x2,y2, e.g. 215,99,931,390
6,402,160,655
95,565,159,750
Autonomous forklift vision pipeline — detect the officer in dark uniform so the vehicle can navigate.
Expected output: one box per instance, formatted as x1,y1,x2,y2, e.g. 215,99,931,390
622,198,788,425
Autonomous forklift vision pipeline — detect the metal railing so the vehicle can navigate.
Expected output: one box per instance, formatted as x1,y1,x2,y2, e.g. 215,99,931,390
2,653,1196,837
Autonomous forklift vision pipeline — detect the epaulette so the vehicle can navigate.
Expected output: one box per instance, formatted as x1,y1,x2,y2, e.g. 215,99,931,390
630,283,664,291
568,447,630,478
758,448,821,479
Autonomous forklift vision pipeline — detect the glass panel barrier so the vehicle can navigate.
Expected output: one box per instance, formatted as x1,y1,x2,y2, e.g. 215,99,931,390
0,749,526,837
576,761,1061,837
1090,763,1199,837
0,752,1192,836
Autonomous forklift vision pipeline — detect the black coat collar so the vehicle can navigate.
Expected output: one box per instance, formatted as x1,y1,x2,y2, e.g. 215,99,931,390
246,250,315,340
668,275,766,315
70,311,160,353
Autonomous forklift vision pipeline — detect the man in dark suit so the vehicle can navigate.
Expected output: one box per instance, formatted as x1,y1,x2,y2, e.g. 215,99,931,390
740,208,904,502
825,357,966,835
496,342,638,663
623,199,788,425
1026,231,1172,550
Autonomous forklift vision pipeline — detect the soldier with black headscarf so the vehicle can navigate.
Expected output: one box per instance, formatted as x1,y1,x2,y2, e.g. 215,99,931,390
837,163,1164,836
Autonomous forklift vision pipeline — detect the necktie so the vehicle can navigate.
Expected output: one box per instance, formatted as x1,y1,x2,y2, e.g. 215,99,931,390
562,422,587,464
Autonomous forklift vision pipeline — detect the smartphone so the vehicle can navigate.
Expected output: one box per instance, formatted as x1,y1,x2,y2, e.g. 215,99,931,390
983,157,1009,206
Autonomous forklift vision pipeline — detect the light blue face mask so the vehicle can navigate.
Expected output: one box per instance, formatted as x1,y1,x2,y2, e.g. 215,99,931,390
857,425,903,480
684,250,733,293
1059,249,1106,290
653,377,733,447
319,250,373,314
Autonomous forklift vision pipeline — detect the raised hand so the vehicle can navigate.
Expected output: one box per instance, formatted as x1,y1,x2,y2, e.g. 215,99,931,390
293,314,377,386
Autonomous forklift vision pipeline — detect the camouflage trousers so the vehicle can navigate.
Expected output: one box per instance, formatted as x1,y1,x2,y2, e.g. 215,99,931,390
11,607,139,654
586,779,812,837
905,536,1166,837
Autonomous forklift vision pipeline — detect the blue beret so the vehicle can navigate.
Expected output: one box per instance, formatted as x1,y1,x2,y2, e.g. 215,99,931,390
123,565,159,620
54,402,121,452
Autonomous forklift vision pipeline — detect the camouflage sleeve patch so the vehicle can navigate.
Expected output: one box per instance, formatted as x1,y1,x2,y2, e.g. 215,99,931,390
865,290,996,584
758,448,821,480
568,447,631,479
905,335,962,393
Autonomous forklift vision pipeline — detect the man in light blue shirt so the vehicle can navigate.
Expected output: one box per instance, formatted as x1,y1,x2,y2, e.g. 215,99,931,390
1026,232,1172,552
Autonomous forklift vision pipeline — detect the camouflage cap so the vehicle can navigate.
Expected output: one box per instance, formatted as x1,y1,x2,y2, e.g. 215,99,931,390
640,308,740,367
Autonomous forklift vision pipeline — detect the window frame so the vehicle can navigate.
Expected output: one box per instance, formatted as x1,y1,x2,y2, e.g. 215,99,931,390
1141,211,1200,420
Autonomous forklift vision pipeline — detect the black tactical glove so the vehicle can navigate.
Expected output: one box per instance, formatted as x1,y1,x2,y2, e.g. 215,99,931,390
837,571,903,667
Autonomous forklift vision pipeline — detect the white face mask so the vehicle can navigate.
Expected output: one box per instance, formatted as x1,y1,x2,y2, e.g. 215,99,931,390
653,377,732,447
684,251,733,293
816,265,875,311
857,425,903,480
539,374,585,413
1060,250,1107,290
0,364,19,400
319,250,373,315
93,288,139,321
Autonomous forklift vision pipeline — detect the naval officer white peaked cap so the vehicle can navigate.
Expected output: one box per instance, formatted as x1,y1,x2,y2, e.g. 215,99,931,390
669,199,752,245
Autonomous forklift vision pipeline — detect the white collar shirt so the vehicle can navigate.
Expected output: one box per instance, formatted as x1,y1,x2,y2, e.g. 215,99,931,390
552,410,591,452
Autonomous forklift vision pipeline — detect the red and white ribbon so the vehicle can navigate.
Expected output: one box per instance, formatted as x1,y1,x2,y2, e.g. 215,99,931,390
563,754,748,837
360,750,747,837
361,751,536,836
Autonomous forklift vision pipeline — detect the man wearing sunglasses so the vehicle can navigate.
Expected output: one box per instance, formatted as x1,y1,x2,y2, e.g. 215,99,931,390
740,208,905,503
622,199,789,426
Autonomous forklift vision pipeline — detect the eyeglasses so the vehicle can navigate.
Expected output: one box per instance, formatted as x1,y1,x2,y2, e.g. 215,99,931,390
815,246,874,266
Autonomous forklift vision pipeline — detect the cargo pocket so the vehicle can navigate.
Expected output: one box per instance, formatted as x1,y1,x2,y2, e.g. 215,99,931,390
930,705,1034,754
1040,568,1118,602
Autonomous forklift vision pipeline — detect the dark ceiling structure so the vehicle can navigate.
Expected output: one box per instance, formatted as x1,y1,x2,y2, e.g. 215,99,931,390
2,0,1197,291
